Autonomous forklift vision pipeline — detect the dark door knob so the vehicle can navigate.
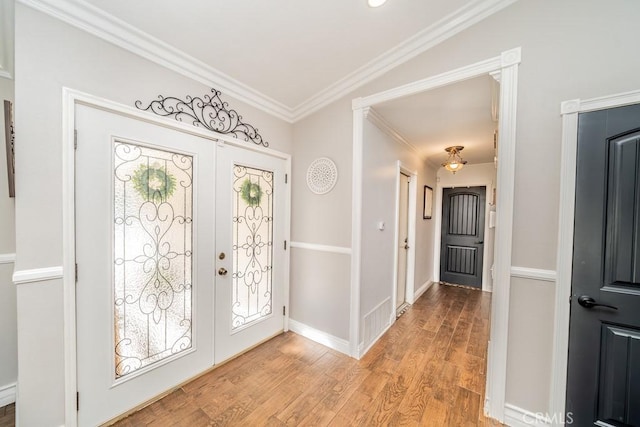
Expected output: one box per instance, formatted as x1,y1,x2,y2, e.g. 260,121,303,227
474,241,484,244
577,295,618,310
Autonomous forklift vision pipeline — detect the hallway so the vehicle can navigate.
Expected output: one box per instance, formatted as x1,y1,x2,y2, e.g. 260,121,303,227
110,283,497,426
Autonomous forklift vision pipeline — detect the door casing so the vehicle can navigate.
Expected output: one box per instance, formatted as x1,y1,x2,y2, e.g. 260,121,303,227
392,162,417,314
61,89,291,427
552,89,640,424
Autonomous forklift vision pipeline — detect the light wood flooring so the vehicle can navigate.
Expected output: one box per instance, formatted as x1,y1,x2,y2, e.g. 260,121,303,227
0,404,14,427
110,283,499,426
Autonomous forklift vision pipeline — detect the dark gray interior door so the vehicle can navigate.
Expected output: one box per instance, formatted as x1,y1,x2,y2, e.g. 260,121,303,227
568,102,640,426
440,186,485,288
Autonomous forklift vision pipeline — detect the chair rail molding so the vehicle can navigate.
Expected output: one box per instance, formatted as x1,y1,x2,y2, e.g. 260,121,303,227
289,241,351,255
510,266,556,282
0,253,16,264
352,47,521,423
551,88,640,426
12,265,63,285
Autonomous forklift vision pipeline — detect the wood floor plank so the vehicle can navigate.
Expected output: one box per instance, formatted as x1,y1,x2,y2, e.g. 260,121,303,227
108,283,501,427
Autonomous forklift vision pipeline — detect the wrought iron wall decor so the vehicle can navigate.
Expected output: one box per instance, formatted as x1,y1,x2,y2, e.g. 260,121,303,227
4,100,15,198
113,140,194,379
136,89,268,147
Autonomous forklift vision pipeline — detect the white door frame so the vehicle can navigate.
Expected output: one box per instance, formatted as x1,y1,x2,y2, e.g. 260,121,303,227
351,47,521,422
550,88,640,426
392,162,417,313
433,181,494,292
61,88,291,427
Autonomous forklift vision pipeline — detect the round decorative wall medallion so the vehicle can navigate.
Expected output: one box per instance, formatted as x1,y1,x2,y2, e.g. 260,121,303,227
306,157,338,195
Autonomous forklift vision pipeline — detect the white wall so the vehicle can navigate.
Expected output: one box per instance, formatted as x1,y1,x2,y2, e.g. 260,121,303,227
437,162,496,290
359,120,436,348
14,5,293,425
290,0,640,416
0,74,17,405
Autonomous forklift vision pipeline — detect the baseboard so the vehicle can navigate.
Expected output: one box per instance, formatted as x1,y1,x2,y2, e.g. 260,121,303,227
504,403,551,427
0,382,16,407
414,280,434,301
288,319,350,356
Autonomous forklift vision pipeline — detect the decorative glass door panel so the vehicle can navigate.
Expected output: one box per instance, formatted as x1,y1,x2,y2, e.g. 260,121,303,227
231,164,274,331
113,141,194,379
76,105,214,427
215,145,286,363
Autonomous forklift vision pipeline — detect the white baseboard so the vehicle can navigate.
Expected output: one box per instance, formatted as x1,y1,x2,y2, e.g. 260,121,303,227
504,403,551,427
288,319,350,356
0,382,16,407
414,280,434,301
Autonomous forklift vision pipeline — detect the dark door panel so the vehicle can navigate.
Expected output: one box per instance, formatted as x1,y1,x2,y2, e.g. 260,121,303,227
568,103,640,426
440,187,485,288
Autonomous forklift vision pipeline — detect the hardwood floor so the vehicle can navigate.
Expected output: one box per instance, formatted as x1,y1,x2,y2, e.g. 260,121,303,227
0,404,15,427
109,283,499,426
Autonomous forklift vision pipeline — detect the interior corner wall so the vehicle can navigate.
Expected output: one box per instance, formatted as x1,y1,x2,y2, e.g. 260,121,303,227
290,0,640,417
14,4,293,425
359,121,436,347
0,75,17,404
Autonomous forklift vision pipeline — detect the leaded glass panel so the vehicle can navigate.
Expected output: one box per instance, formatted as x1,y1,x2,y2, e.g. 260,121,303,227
232,165,274,330
113,141,193,379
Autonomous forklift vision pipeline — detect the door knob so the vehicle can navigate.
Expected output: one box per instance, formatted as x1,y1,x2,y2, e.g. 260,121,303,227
218,268,228,276
475,241,484,244
577,295,618,310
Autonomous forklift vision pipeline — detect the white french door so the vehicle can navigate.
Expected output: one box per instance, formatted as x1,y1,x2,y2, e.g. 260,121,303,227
214,144,287,363
75,105,287,426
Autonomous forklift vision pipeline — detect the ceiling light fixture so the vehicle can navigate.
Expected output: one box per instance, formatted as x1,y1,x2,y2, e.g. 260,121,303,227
442,146,468,174
368,0,388,7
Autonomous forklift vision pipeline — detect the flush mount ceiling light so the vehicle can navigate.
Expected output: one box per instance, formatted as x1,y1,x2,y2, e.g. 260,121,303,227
442,146,468,174
368,0,388,7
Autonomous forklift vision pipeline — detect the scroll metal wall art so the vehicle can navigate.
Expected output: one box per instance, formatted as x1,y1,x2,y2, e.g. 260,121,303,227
4,100,15,198
136,89,268,147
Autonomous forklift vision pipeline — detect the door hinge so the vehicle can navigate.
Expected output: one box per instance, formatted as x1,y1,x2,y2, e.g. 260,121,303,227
283,306,286,316
284,240,287,250
285,174,288,184
76,391,79,411
75,263,78,283
74,129,78,150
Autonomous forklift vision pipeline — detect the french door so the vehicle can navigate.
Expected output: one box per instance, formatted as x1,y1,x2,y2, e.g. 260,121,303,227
75,105,286,426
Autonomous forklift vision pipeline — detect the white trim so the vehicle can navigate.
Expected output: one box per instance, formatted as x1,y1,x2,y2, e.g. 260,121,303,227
288,319,350,356
289,241,352,255
19,0,517,122
18,0,293,122
293,0,519,121
351,47,521,423
433,180,494,292
414,280,434,301
12,266,63,285
0,382,16,407
510,267,557,283
551,88,640,426
350,107,365,359
0,0,14,80
504,403,551,427
363,107,422,158
0,253,16,264
62,88,293,427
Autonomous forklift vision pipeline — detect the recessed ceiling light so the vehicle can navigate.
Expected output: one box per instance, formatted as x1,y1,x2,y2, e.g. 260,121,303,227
368,0,387,7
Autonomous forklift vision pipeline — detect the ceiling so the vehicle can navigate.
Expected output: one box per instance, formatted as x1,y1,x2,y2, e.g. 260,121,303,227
374,74,498,166
82,0,498,111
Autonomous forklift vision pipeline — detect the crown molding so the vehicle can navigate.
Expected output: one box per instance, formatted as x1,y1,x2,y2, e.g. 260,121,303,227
363,107,422,158
18,0,518,123
292,0,520,121
17,0,295,122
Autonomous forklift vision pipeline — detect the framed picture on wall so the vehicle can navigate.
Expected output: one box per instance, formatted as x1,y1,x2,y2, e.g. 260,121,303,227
423,185,433,219
4,100,15,198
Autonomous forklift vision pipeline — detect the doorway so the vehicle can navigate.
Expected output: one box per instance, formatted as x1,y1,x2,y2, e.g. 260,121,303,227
395,172,410,315
351,47,521,422
440,186,486,288
71,98,289,426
